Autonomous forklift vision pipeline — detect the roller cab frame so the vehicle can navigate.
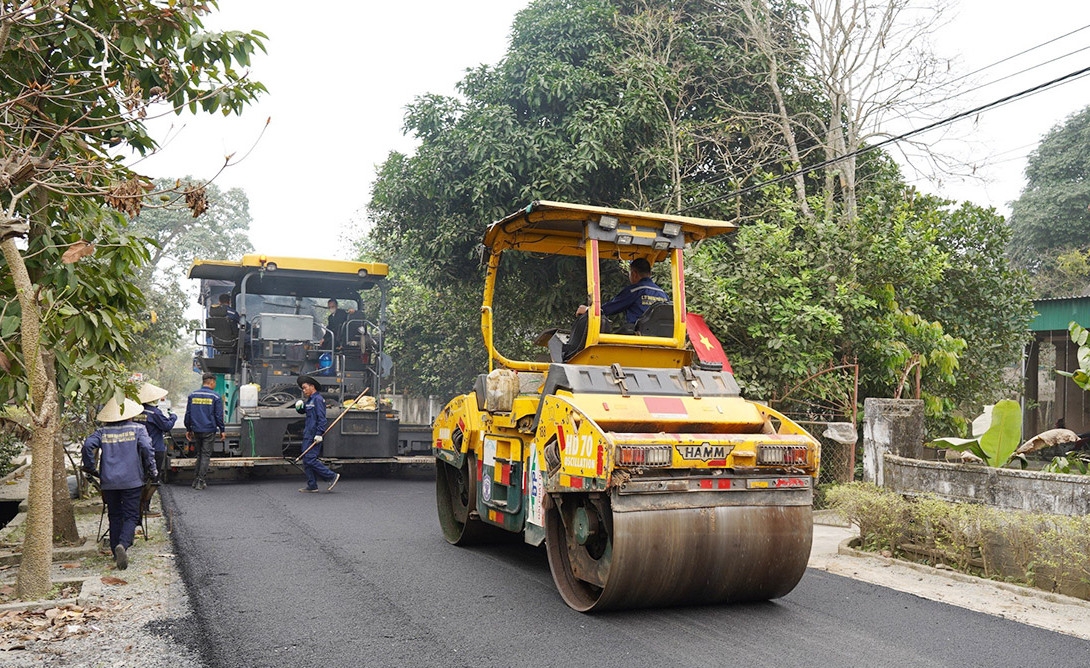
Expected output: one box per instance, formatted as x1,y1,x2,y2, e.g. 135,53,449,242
433,201,821,612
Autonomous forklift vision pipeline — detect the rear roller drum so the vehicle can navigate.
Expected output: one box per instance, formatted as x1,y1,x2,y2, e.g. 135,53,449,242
546,492,813,612
436,457,510,545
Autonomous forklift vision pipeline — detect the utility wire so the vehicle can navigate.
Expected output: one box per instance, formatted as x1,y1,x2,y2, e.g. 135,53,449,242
901,22,1090,108
651,24,1090,210
912,44,1090,114
677,63,1090,215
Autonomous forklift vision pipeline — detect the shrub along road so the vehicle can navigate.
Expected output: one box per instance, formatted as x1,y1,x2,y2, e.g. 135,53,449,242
164,475,1090,667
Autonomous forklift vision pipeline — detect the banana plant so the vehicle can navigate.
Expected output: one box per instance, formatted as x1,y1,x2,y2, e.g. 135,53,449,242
1056,321,1090,390
926,399,1022,467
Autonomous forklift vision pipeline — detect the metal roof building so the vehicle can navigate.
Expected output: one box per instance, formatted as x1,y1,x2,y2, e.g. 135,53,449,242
1025,296,1090,437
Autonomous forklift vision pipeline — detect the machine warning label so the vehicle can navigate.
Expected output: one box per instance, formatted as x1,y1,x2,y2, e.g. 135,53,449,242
528,443,544,527
677,444,734,461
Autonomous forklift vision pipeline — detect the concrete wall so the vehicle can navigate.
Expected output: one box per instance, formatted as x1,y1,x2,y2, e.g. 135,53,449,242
883,454,1090,517
387,394,443,426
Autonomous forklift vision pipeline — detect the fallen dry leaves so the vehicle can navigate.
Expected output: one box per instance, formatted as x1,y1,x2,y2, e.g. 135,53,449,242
0,604,104,650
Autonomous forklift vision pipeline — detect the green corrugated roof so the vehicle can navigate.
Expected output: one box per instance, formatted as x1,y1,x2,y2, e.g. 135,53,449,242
1030,296,1090,332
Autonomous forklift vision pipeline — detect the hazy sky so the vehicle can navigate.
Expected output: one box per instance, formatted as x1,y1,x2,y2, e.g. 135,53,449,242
138,0,1090,260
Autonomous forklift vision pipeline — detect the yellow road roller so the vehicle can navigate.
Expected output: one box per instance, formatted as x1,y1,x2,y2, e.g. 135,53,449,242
433,201,820,612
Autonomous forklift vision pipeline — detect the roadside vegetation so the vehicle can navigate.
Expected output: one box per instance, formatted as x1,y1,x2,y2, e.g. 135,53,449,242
1009,106,1090,297
828,483,1090,600
0,431,22,479
0,1,265,600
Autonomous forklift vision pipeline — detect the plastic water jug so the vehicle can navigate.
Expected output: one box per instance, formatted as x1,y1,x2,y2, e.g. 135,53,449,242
240,383,260,409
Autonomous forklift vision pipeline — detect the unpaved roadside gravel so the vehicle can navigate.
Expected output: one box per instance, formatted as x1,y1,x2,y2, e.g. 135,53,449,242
0,498,206,668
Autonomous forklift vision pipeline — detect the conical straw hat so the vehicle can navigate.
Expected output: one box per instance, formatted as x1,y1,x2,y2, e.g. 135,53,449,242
137,382,169,404
96,398,143,423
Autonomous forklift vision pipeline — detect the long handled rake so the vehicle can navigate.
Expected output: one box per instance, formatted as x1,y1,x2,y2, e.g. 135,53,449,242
293,387,371,463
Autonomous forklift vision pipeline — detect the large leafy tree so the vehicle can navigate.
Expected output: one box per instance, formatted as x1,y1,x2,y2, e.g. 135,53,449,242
906,200,1035,416
367,0,811,397
365,0,1032,437
688,181,1031,430
1009,105,1090,296
0,1,265,599
127,177,254,385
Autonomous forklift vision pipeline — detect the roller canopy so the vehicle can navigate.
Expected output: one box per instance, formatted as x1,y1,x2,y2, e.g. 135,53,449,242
484,201,737,260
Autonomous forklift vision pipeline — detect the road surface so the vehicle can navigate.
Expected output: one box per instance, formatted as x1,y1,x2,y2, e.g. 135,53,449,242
163,474,1090,667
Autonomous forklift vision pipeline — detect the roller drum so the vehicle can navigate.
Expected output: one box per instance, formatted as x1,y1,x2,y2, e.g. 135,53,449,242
546,492,812,612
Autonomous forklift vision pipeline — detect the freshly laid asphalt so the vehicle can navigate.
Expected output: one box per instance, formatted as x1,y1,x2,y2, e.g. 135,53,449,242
163,474,1090,667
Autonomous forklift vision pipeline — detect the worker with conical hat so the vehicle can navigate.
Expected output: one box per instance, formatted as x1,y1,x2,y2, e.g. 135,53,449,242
81,397,158,571
134,382,176,517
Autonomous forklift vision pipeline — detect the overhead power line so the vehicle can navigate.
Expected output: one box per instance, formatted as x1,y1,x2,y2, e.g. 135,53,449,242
651,23,1090,211
677,63,1090,215
914,44,1090,114
903,22,1090,108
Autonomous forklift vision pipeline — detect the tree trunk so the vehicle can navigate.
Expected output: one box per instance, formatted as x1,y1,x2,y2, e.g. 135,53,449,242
46,349,79,544
17,426,55,599
51,427,79,544
738,0,813,221
2,237,56,600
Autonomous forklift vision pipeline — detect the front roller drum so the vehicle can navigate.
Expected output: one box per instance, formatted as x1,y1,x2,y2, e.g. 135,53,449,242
545,492,812,612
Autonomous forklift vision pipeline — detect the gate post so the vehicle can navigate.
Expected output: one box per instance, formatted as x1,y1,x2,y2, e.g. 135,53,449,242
863,399,925,486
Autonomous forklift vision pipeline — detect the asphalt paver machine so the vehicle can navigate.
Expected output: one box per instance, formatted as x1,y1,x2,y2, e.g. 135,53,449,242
170,254,425,473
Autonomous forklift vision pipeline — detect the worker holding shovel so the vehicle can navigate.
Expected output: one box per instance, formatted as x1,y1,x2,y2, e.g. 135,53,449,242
295,375,340,493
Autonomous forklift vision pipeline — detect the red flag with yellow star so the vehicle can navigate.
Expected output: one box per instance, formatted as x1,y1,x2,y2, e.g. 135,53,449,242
686,313,732,373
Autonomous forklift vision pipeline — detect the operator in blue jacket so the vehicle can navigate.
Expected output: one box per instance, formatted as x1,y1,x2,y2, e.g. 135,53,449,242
184,373,224,491
295,375,340,493
576,257,668,325
564,258,669,360
82,397,158,571
135,382,177,516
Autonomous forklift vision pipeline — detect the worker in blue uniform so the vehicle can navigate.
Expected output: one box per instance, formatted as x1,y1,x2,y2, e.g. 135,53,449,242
82,397,158,571
184,373,225,490
135,382,177,516
295,374,340,493
576,257,668,325
564,258,669,360
210,292,240,327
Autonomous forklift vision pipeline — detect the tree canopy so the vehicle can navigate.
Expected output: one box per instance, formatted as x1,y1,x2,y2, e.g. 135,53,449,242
0,0,265,599
1009,104,1090,297
364,0,1032,432
125,177,254,382
367,0,816,397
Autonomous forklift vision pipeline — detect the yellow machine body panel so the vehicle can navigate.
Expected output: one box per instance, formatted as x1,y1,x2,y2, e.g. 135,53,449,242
534,391,819,482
